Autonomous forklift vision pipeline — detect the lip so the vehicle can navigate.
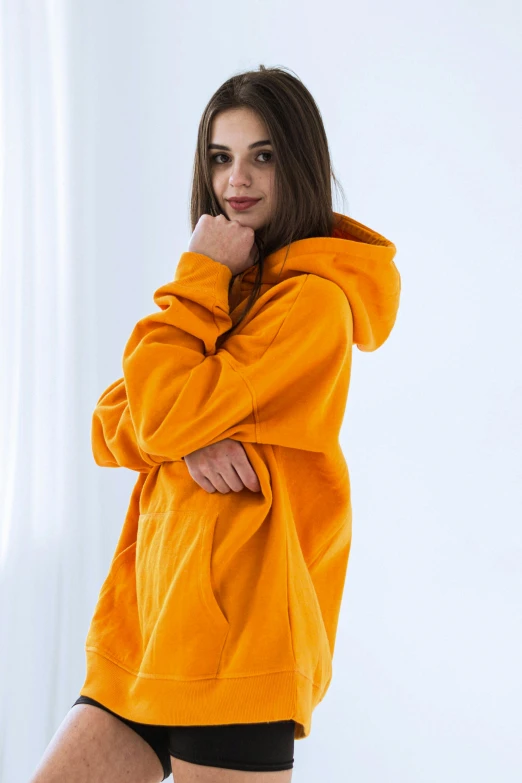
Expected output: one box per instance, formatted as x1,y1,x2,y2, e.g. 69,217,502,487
228,198,261,211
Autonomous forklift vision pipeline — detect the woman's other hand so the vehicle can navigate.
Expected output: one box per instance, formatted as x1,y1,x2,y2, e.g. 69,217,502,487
182,438,262,494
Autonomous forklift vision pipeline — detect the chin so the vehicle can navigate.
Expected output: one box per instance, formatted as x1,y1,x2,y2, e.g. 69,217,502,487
224,208,265,233
228,213,255,227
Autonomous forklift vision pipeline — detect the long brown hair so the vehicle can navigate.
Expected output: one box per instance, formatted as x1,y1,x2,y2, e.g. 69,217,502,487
189,64,346,349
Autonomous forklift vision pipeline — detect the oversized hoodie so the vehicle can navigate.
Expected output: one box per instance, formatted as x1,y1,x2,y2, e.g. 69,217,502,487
79,211,401,740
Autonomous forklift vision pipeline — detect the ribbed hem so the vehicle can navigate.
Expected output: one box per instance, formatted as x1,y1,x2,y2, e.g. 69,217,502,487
81,647,321,740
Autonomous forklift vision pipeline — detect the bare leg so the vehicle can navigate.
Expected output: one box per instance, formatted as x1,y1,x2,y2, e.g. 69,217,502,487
28,703,165,783
170,757,293,783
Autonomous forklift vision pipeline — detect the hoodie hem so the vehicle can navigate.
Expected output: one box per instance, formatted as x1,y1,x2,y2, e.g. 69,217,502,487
81,646,321,740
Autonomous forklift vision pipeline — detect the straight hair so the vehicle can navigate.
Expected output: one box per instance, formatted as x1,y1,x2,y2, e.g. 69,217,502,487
189,64,346,348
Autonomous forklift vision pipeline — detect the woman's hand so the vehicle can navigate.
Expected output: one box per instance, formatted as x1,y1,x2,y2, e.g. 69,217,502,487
182,438,262,494
188,214,258,276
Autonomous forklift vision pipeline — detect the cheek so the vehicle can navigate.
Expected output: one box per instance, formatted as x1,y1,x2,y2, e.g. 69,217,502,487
264,174,276,203
211,169,225,195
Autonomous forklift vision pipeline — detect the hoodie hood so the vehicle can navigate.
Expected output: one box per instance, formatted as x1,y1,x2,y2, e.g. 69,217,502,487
230,211,401,352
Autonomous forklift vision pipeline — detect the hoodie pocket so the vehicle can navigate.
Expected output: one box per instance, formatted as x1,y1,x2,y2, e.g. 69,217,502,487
136,509,230,679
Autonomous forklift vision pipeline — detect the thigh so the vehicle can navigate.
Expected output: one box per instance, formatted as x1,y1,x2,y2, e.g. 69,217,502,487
168,720,295,783
29,700,167,783
170,758,293,782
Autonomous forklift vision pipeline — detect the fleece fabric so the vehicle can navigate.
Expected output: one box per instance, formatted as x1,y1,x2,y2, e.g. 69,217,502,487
79,211,401,740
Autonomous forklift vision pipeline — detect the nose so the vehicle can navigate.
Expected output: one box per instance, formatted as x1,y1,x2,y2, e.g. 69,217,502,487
229,159,251,188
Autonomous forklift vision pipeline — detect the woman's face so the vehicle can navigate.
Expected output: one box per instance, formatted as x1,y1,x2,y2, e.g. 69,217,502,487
208,107,276,231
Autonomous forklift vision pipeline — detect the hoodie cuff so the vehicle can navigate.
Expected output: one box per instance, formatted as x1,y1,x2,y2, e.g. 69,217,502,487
174,251,233,311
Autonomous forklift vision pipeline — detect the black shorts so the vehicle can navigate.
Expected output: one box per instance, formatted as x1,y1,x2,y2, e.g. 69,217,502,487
72,696,295,781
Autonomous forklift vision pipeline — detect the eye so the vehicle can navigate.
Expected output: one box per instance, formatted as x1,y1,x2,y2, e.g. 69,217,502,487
210,151,274,164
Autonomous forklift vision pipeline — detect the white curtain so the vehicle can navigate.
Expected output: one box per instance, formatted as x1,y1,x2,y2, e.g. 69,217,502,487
0,3,107,780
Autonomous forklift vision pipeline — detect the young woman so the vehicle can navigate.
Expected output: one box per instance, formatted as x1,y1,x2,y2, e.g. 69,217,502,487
31,65,400,783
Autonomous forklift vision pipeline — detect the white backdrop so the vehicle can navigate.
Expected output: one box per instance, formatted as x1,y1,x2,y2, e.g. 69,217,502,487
1,1,521,781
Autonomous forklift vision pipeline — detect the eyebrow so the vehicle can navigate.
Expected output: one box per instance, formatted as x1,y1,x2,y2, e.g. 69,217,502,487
207,139,272,151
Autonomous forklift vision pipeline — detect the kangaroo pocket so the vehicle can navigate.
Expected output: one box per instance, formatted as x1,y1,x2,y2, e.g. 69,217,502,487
136,509,230,679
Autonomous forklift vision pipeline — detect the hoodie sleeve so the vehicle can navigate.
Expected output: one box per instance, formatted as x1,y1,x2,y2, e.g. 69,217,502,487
91,377,164,471
106,250,352,465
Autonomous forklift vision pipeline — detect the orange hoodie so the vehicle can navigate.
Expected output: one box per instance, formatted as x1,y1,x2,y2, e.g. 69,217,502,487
80,211,401,740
